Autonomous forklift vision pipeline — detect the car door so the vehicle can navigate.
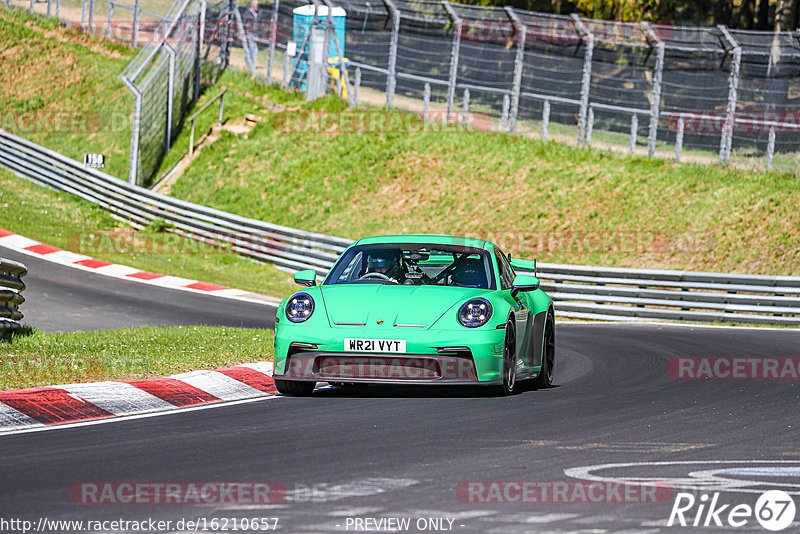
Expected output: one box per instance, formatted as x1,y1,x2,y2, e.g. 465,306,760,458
495,248,532,370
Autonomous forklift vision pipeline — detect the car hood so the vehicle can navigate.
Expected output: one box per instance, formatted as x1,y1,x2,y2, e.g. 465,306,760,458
319,284,484,328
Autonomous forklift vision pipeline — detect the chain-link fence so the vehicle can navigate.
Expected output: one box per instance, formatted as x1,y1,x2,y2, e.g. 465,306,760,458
119,0,238,185
9,0,800,175
7,0,237,185
238,0,800,173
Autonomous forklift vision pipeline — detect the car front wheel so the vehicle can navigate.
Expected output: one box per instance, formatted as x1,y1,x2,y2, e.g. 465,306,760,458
274,379,316,396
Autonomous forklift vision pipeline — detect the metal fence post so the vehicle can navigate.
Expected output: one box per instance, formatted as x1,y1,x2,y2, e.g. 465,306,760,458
132,0,140,47
505,7,525,133
194,0,207,99
282,52,290,87
88,0,95,31
442,1,462,120
47,0,52,17
423,82,430,121
586,106,593,146
500,94,509,131
164,42,176,151
234,6,256,76
321,0,355,107
766,126,775,171
542,99,550,141
354,66,361,105
120,75,142,185
106,3,113,38
383,0,400,108
81,0,87,30
642,22,664,158
267,0,280,84
630,113,638,155
321,12,331,96
29,0,33,14
461,88,470,122
718,25,740,165
56,0,60,19
675,115,684,161
572,14,594,145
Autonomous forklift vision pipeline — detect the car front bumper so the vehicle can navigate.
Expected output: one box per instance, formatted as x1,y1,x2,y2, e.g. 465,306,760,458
273,326,506,384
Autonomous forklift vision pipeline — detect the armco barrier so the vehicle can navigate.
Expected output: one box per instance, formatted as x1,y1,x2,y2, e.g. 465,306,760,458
1,128,798,326
0,258,27,336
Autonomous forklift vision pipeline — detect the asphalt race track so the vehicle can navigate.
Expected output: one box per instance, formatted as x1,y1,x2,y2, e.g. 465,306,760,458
0,245,274,332
2,244,800,533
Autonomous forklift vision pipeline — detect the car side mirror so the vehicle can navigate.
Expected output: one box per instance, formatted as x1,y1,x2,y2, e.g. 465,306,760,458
294,269,317,287
510,274,539,298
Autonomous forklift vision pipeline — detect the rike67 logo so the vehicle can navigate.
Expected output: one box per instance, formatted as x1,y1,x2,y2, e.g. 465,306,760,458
668,490,796,531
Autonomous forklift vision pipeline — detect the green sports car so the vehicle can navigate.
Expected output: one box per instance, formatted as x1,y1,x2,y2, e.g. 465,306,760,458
272,235,555,396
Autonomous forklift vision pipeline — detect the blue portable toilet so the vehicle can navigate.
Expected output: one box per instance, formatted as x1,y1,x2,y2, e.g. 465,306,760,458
291,4,346,91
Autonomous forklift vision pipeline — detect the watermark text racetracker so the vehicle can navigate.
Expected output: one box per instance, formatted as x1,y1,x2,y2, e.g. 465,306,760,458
457,481,673,504
668,357,800,380
0,111,128,134
0,517,280,533
273,111,489,134
69,481,286,505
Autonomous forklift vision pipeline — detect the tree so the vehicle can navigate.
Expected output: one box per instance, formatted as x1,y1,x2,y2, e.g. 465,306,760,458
738,0,755,29
757,0,770,29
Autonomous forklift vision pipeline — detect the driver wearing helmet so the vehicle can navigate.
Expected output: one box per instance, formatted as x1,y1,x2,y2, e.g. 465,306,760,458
364,249,404,283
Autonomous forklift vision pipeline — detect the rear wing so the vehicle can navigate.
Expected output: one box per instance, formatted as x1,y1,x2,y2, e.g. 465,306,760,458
510,258,537,276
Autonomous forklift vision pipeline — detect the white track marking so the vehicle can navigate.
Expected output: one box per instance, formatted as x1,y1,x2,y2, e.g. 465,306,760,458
142,275,197,288
92,264,142,277
523,514,582,524
0,235,39,248
169,370,265,401
284,478,419,502
44,250,90,265
0,404,44,430
0,395,282,436
239,361,274,376
565,460,800,495
59,381,174,415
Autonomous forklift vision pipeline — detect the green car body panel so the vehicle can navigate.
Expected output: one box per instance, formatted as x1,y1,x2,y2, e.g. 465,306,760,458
273,235,554,387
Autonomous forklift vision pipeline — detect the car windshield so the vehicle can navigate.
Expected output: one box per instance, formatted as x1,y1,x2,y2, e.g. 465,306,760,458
324,243,496,289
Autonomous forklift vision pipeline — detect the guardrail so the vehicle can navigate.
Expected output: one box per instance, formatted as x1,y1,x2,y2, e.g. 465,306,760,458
527,263,800,326
1,128,798,326
0,258,27,337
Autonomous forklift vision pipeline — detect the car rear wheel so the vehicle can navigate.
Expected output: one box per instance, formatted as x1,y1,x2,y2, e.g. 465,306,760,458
533,310,555,389
274,379,316,396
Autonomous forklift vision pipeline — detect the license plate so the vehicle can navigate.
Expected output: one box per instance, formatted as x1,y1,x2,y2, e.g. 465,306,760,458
344,338,406,353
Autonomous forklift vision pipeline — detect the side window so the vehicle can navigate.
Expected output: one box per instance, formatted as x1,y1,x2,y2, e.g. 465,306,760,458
494,248,514,290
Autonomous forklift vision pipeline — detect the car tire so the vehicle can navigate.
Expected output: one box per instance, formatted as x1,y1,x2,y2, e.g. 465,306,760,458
533,310,555,389
495,319,517,396
274,379,316,396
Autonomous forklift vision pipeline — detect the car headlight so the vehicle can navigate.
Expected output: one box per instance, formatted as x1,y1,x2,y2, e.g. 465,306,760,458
286,292,315,323
458,297,492,328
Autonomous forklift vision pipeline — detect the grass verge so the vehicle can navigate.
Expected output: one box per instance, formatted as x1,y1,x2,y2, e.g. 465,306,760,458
0,8,135,180
0,326,274,390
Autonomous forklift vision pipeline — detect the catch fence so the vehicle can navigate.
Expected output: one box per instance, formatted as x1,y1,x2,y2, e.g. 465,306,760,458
243,0,800,172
